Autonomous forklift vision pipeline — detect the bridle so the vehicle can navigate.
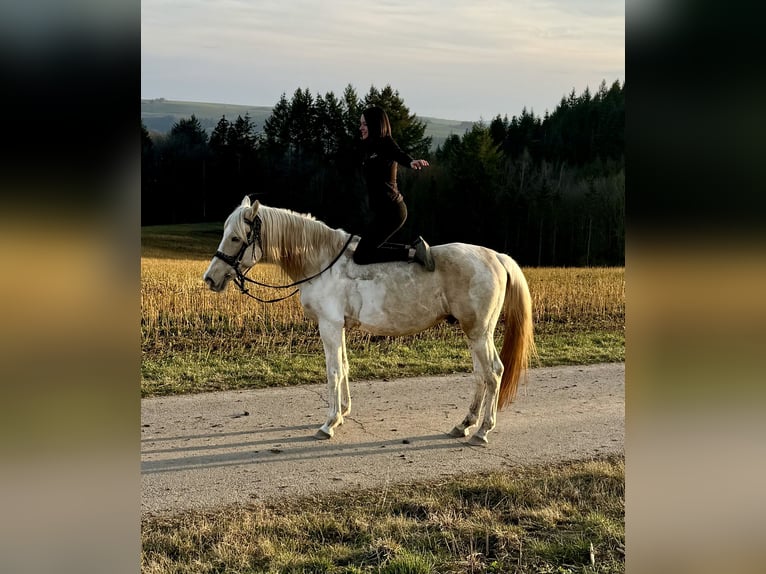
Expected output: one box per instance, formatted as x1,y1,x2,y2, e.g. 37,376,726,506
214,214,261,271
212,213,355,303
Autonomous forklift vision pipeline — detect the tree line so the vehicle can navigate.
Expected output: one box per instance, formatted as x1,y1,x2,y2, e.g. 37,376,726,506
142,81,624,266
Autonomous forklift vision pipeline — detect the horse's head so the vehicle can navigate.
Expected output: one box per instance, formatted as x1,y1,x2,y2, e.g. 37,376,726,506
203,196,263,292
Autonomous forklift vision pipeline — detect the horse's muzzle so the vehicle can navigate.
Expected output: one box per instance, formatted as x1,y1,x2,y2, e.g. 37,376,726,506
204,275,226,292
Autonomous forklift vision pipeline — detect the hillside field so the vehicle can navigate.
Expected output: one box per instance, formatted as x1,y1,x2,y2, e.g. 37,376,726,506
141,98,476,150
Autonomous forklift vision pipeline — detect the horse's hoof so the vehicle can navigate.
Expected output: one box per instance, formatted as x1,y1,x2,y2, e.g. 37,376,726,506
314,429,333,440
468,434,489,447
449,426,469,438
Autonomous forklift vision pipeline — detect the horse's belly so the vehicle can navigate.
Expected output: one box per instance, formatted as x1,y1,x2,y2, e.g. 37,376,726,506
352,314,441,336
346,285,445,336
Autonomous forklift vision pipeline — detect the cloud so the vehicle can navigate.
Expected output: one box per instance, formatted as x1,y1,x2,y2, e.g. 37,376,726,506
141,0,624,119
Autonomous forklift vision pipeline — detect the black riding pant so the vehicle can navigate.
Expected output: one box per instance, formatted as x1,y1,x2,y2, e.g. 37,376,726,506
352,200,409,265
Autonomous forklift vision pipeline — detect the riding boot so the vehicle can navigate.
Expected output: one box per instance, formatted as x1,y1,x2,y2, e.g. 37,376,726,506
411,236,435,271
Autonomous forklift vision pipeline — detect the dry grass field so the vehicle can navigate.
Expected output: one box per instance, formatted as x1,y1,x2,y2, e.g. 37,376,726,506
141,257,624,396
141,259,624,348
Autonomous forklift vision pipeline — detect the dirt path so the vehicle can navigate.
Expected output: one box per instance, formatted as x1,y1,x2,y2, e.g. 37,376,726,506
141,363,624,515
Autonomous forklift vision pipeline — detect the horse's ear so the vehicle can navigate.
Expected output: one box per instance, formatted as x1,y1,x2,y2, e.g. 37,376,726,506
242,198,260,220
240,196,251,208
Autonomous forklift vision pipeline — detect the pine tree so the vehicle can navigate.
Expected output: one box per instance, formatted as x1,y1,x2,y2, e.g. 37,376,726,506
315,91,348,157
141,121,153,154
209,115,231,157
289,87,318,158
489,114,509,147
230,113,257,158
263,93,291,153
342,84,362,138
168,114,208,159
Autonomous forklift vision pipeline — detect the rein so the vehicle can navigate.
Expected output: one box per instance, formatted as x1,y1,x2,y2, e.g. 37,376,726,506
214,214,355,304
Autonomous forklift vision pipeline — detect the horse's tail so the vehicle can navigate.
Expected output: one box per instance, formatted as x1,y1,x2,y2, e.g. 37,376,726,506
496,253,537,410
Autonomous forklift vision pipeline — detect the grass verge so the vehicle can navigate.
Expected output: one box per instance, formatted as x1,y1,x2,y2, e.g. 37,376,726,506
142,456,624,573
141,327,623,397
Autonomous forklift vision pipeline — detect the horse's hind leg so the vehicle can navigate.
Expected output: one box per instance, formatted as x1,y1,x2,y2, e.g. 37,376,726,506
451,335,503,445
469,338,504,446
449,380,484,438
315,320,345,439
450,336,491,438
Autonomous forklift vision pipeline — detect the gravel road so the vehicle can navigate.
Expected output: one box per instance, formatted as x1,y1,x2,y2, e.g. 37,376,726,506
141,362,624,515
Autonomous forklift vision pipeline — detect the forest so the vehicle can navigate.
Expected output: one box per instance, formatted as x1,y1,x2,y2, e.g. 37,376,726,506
141,81,624,266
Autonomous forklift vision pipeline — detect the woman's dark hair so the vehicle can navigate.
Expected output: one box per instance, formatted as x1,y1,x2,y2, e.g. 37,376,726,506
362,106,392,139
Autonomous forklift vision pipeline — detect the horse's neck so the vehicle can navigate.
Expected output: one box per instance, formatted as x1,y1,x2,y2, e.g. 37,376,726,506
264,210,345,280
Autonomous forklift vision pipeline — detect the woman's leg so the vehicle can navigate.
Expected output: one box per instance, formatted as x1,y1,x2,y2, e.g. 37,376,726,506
353,202,409,265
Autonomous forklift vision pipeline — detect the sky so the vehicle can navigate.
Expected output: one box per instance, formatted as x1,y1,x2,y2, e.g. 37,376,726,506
141,0,624,122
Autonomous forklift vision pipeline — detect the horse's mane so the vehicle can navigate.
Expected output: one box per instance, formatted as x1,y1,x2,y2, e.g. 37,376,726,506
246,205,348,279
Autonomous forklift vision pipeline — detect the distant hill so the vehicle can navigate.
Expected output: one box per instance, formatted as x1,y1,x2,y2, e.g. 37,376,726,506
141,99,475,151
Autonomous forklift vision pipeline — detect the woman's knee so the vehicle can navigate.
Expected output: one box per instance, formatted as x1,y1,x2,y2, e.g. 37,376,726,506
352,248,373,265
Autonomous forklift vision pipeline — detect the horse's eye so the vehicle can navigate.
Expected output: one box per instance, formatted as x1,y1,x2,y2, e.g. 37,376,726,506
231,236,241,243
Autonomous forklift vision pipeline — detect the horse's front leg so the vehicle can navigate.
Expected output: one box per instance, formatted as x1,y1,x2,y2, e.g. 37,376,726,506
340,328,351,417
315,320,345,439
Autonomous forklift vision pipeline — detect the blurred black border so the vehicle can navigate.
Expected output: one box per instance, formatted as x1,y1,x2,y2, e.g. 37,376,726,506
628,0,766,233
0,16,139,210
628,3,766,573
0,4,141,574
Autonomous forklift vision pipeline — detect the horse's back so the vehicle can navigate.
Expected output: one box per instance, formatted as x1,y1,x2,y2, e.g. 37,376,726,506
433,242,510,288
340,242,504,284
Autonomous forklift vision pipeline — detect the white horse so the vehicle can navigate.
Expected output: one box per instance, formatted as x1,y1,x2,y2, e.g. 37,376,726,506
203,197,535,445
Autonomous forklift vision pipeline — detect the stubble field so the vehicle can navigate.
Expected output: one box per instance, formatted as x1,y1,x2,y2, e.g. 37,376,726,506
141,256,624,397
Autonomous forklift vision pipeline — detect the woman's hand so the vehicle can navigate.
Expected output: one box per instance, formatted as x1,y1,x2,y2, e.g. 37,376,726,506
410,159,430,170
